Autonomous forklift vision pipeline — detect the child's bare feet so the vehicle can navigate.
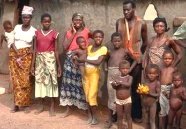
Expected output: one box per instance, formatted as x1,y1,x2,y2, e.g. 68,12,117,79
104,120,112,128
10,106,19,113
34,106,44,115
24,107,31,114
91,117,99,125
87,116,93,124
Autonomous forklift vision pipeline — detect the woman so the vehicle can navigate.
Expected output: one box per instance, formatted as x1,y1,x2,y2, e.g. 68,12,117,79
144,17,182,69
60,13,91,117
9,6,36,113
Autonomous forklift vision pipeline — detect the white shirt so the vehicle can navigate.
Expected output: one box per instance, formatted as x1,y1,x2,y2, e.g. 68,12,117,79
4,31,14,48
14,24,36,49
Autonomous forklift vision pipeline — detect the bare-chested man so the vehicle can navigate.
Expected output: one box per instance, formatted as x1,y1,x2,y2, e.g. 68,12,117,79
116,0,148,122
105,32,136,128
168,72,186,129
159,50,177,129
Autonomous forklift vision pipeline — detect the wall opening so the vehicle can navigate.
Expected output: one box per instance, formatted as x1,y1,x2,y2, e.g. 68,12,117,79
143,4,158,21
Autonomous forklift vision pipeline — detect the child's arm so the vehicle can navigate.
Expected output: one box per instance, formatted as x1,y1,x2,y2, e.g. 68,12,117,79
31,36,36,76
148,81,161,98
0,34,5,48
111,81,119,89
116,76,133,88
181,87,186,100
104,51,110,71
55,36,62,77
85,55,105,66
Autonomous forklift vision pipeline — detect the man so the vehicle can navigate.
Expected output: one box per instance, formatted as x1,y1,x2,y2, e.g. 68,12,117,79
116,0,148,122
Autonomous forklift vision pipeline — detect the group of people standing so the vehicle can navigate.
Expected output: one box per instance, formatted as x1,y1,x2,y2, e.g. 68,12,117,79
0,0,186,129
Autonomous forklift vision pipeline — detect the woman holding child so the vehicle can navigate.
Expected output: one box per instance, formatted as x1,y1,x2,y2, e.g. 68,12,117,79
9,6,36,112
60,13,91,116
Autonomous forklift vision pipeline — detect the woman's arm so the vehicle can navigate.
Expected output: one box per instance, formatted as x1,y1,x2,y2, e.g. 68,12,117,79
55,36,62,77
169,39,183,66
62,31,76,51
31,36,36,76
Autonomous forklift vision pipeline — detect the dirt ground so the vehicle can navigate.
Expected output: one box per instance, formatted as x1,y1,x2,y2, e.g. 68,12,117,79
0,74,185,129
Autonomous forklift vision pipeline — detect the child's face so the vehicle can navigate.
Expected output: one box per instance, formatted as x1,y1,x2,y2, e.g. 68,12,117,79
119,65,130,76
147,68,158,82
4,24,12,33
41,17,51,30
173,75,183,88
112,36,122,49
163,53,174,66
72,16,83,29
77,38,86,50
154,22,166,34
93,33,103,46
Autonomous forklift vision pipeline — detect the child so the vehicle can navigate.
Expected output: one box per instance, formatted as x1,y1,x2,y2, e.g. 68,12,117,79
142,64,160,129
105,32,136,128
168,72,186,129
72,36,87,76
159,50,177,129
81,30,107,125
31,13,61,116
111,60,133,129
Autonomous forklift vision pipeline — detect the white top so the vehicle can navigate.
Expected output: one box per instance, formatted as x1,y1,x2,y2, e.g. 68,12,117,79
14,24,36,49
4,31,14,48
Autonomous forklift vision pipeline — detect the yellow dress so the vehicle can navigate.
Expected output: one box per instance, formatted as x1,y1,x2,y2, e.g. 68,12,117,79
84,45,107,106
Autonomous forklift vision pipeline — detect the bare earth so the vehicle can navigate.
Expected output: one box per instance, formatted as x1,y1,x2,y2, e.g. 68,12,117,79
0,74,185,129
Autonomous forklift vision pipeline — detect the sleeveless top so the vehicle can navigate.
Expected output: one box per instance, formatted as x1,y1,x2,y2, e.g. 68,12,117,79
148,38,169,68
117,16,143,60
35,29,59,52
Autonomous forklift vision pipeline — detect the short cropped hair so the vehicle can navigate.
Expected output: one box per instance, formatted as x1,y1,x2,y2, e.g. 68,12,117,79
111,32,122,41
163,50,174,59
145,64,160,74
93,30,104,37
41,13,52,22
123,0,136,8
173,72,183,80
3,20,12,28
119,60,130,68
76,36,85,44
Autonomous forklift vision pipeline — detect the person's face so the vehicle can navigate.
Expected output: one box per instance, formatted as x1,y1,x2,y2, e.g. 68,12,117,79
22,15,32,26
72,16,83,29
4,24,12,33
163,53,174,66
93,33,104,46
123,3,135,20
154,22,166,35
173,75,183,88
77,38,86,50
41,17,51,30
112,36,122,49
147,68,158,82
119,65,130,76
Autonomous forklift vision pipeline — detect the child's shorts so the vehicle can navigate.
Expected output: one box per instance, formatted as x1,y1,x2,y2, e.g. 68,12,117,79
115,96,132,105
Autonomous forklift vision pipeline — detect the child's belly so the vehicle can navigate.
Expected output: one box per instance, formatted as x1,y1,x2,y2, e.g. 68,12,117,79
170,98,183,110
142,96,157,107
116,89,130,100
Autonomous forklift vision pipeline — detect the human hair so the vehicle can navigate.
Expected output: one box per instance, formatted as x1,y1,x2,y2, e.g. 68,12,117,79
72,13,85,27
145,64,159,75
111,32,122,41
93,30,104,37
123,0,136,8
3,20,12,29
173,72,183,80
153,17,169,32
41,13,52,22
163,50,174,59
119,60,130,68
76,36,85,44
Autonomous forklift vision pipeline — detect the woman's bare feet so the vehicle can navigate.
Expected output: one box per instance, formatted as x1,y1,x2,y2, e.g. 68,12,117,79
24,106,31,114
10,106,19,113
34,106,44,115
61,106,71,118
91,117,99,125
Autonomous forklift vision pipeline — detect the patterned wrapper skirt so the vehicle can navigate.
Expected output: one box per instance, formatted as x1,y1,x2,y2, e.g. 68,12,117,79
35,51,58,98
9,47,32,107
60,52,87,110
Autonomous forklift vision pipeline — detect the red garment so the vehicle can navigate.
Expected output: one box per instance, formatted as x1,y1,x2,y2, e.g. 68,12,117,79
66,27,90,51
35,29,59,52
